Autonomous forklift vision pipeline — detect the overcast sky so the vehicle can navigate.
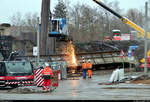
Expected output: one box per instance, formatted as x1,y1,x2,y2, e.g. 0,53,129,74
0,0,148,23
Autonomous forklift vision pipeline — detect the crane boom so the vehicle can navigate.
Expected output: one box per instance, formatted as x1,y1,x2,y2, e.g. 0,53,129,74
93,0,150,39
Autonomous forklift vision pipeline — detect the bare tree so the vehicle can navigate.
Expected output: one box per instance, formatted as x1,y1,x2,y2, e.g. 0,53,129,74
9,12,25,26
24,12,39,29
9,12,39,37
68,3,82,42
65,0,146,42
68,1,125,42
126,8,144,28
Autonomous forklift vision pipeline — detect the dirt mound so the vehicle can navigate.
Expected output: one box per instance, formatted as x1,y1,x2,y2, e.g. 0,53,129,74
57,40,143,53
130,80,150,85
130,75,150,85
74,40,141,53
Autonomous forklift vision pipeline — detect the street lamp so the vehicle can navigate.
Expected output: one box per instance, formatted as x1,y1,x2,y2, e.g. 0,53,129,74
144,2,148,75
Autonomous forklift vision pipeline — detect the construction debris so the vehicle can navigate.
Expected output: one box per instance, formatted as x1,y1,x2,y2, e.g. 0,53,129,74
109,68,124,83
128,75,150,85
98,68,124,85
99,74,150,86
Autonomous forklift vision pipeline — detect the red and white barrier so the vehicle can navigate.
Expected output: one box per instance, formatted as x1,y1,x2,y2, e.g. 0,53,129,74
57,70,61,80
34,69,44,87
6,81,20,85
5,81,34,86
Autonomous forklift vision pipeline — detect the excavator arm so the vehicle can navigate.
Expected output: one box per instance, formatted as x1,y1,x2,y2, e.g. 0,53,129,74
93,0,150,39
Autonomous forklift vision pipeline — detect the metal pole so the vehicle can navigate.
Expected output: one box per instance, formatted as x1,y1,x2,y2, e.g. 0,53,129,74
65,0,69,36
129,62,132,74
105,12,110,35
144,2,148,75
122,58,124,69
37,17,40,63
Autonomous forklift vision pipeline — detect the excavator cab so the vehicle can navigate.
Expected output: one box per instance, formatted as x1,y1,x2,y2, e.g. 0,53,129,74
112,29,121,40
49,18,68,37
112,29,121,36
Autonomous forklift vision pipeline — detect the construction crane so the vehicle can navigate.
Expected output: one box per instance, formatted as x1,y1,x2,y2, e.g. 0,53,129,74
93,0,150,39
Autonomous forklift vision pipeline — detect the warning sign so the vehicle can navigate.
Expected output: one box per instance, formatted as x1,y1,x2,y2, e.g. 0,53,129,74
33,46,38,56
128,49,132,57
128,49,134,61
120,50,126,58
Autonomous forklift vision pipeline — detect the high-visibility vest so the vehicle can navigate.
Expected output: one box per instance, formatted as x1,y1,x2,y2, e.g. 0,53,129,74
42,66,53,76
87,62,92,69
82,63,87,69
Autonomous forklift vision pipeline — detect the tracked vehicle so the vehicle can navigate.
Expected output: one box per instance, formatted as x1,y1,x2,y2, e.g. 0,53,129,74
0,35,34,88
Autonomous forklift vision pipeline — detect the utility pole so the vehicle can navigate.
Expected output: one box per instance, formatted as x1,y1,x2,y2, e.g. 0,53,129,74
144,2,148,75
40,0,55,56
46,0,56,55
37,17,40,63
40,0,49,55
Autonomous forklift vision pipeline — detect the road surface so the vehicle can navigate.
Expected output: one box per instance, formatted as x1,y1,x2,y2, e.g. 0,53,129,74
0,70,150,100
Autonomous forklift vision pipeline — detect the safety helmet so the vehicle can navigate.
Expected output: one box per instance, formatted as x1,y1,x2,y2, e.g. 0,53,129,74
83,60,85,62
88,59,91,62
45,62,49,66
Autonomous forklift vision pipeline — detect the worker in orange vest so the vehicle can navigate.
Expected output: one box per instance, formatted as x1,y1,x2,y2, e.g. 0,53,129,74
82,60,87,79
87,59,92,78
42,62,53,92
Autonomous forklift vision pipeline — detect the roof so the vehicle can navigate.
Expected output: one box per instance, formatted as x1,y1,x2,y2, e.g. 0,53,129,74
112,29,121,32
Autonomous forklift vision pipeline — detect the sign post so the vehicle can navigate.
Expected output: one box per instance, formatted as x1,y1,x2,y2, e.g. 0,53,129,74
120,50,126,69
122,58,124,69
128,49,134,74
37,17,40,63
33,46,38,64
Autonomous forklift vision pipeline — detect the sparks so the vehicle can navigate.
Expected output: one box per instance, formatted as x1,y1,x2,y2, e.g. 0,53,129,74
63,41,78,68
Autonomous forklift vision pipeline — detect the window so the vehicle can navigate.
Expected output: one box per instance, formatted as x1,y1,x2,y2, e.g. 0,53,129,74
52,20,58,32
112,30,121,36
5,62,32,76
51,20,60,32
0,62,5,76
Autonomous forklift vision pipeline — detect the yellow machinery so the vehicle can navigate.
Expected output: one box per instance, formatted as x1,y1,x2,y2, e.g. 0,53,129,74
93,0,150,39
140,49,150,63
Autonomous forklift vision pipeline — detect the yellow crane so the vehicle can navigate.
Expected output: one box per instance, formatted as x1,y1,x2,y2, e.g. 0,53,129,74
93,0,150,39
